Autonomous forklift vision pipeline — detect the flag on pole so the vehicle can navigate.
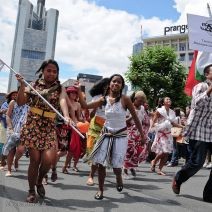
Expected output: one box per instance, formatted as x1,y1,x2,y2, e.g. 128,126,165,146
195,51,212,81
184,50,212,96
184,50,200,96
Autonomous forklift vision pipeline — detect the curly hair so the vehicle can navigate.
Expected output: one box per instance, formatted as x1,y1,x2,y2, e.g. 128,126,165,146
89,77,109,97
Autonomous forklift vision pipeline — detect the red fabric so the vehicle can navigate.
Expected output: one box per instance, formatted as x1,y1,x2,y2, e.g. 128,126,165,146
69,130,81,160
184,50,200,96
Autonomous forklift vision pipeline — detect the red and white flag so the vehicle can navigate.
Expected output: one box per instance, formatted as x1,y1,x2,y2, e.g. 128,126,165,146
184,50,200,96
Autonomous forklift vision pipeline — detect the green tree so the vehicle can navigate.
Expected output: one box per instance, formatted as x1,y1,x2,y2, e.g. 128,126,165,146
125,45,190,109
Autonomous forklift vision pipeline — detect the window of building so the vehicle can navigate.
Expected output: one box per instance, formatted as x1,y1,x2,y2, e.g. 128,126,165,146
21,50,45,60
179,42,186,51
179,53,185,61
171,43,178,50
32,19,44,30
188,52,194,61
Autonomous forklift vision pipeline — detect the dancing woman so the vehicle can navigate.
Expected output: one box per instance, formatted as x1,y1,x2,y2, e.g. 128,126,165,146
76,74,144,200
16,59,71,203
123,91,149,178
150,97,183,175
85,77,109,186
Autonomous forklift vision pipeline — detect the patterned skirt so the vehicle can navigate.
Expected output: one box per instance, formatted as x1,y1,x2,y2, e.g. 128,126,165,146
124,124,148,169
20,112,57,150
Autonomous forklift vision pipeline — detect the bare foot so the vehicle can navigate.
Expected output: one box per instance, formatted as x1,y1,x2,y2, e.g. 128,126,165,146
86,177,94,186
157,171,166,176
5,171,12,177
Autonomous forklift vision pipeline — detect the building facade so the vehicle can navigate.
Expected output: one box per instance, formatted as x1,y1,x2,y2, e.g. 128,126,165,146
8,0,59,92
143,33,193,71
62,73,103,102
133,23,193,72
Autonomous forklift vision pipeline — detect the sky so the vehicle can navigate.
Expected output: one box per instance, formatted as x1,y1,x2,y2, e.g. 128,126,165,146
0,0,211,93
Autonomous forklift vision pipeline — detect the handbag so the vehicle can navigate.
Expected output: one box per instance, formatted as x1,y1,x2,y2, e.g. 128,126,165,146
171,127,182,137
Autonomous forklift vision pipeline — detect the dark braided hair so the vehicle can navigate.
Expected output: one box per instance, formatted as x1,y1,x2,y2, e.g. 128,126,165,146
35,59,59,79
34,59,61,92
89,77,109,97
103,74,125,106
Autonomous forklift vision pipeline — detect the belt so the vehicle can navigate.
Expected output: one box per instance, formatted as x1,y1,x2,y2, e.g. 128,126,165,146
30,107,56,119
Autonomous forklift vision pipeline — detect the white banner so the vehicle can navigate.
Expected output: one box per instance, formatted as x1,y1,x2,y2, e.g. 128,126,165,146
187,14,212,53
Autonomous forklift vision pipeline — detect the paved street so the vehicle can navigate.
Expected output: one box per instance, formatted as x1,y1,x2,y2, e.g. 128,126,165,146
0,157,212,212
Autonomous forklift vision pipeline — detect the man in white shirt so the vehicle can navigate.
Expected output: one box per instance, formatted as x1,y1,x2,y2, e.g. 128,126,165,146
172,64,212,203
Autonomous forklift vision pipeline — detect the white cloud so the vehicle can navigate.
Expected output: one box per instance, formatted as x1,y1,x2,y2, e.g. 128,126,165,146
0,74,10,94
0,0,212,93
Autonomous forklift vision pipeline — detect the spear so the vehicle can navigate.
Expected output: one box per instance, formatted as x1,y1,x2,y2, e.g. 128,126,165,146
0,59,85,139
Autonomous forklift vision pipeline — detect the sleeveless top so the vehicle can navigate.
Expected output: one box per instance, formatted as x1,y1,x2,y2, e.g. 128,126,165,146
104,96,126,131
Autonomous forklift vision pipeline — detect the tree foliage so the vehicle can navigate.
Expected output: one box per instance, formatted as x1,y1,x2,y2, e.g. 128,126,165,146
125,45,190,109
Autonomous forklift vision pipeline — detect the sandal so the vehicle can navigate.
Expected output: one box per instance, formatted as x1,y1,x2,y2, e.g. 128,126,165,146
62,167,69,174
42,174,48,185
26,189,37,203
116,175,123,192
51,171,58,182
94,191,104,200
36,184,45,198
130,168,136,177
73,167,79,172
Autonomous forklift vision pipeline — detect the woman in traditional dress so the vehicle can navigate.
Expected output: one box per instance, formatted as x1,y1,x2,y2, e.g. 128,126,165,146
76,74,145,200
85,78,109,186
16,59,71,203
123,91,149,178
150,97,183,175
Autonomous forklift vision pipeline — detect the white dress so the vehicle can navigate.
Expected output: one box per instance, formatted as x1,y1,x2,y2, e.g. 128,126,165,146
91,96,128,168
151,106,176,154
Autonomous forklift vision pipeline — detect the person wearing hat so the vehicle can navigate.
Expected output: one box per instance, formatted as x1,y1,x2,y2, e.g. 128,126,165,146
61,86,85,174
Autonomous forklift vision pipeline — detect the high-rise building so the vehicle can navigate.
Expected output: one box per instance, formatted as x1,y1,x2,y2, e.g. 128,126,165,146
132,42,143,55
8,0,59,92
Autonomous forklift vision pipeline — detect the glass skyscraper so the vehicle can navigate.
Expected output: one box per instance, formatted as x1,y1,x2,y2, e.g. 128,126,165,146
8,0,59,91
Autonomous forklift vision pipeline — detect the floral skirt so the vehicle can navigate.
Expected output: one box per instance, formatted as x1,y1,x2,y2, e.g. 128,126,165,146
124,125,148,169
20,112,57,150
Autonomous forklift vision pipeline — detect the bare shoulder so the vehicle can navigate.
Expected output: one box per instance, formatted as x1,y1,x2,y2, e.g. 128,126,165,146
121,94,131,109
8,100,15,107
121,94,130,102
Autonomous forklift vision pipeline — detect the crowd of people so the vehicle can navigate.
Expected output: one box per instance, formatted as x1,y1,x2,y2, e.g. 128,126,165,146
0,59,211,203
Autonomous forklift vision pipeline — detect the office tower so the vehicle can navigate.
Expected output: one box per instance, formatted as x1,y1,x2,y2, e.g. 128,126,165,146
8,0,59,91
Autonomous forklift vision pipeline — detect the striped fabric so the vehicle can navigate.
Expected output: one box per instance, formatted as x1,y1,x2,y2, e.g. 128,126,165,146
184,82,212,143
86,127,127,167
